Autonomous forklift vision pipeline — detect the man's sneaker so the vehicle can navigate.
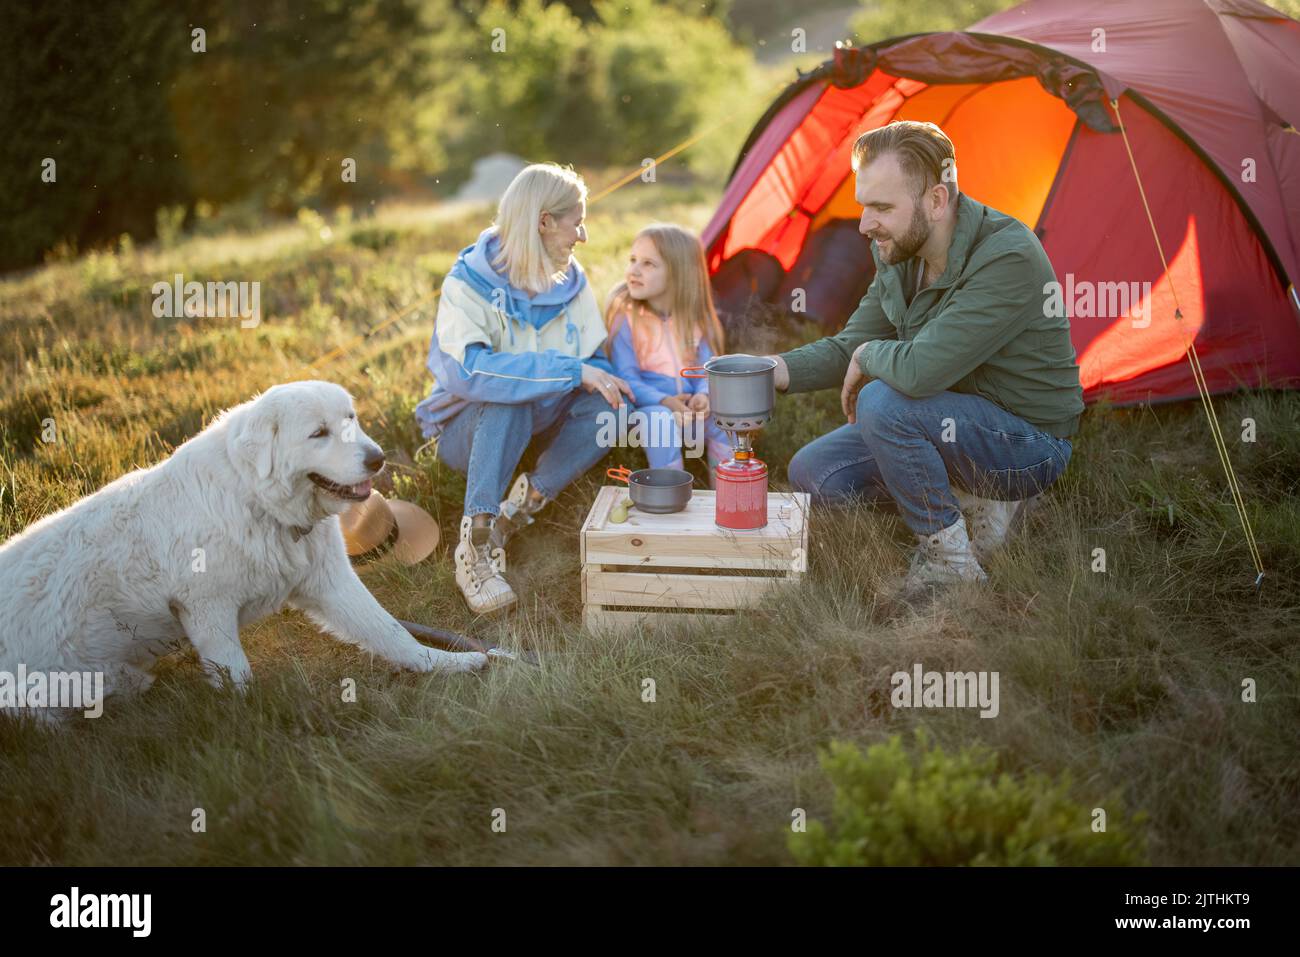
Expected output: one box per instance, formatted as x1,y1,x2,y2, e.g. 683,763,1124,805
489,473,549,550
454,516,516,615
953,489,1041,563
893,516,988,610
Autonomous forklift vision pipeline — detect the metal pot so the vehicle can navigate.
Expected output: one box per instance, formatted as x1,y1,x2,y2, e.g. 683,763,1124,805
680,354,777,433
606,466,693,514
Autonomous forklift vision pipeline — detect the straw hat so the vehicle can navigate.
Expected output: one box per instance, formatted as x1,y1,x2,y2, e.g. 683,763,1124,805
339,490,440,564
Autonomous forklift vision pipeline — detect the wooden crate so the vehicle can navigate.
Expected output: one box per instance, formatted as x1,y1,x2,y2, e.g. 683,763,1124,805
580,485,810,634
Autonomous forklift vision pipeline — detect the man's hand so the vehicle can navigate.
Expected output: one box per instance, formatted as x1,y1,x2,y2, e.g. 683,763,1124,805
841,342,872,424
687,392,709,416
767,355,791,392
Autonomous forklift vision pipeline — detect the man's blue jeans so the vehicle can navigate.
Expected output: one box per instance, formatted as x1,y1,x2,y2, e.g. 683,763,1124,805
436,389,612,517
787,380,1073,535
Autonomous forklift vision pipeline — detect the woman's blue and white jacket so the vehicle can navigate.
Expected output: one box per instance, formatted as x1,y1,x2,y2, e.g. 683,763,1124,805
414,227,614,439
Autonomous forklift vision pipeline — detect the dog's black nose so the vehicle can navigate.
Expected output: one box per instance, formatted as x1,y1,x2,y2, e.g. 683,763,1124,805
364,448,386,473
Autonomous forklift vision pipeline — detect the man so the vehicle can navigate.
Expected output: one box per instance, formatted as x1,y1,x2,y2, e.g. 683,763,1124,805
768,120,1084,604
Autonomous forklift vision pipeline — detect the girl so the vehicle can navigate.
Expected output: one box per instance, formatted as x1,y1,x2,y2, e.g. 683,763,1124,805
604,224,731,478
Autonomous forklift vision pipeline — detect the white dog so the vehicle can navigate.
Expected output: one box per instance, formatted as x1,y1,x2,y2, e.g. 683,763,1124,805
0,380,486,715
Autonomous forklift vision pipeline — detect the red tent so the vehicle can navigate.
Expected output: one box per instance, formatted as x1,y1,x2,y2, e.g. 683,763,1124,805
703,0,1300,404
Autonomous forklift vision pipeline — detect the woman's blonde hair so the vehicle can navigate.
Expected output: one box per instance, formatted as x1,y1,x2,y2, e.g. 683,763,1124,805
604,223,725,366
494,163,588,294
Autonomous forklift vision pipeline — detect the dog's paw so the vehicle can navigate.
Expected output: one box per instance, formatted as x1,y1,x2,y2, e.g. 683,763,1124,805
414,649,489,674
203,667,253,694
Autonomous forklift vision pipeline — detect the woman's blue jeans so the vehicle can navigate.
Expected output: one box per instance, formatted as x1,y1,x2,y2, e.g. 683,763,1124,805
436,389,612,517
787,380,1073,535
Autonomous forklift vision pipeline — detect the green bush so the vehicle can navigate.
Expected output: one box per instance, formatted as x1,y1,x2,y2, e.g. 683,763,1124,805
0,0,191,271
418,0,758,184
588,0,757,175
3,0,760,268
2,0,440,270
790,731,1148,866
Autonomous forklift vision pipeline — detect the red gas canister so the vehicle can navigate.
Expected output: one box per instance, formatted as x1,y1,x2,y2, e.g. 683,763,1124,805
714,453,768,529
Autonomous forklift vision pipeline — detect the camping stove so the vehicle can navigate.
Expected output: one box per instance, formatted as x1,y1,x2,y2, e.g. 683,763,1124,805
714,430,768,530
681,354,778,531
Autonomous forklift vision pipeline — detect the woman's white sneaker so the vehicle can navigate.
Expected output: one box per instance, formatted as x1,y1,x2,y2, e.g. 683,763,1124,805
454,516,516,615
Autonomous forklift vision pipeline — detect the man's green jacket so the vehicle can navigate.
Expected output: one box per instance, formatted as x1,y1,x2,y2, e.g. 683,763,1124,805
780,194,1085,438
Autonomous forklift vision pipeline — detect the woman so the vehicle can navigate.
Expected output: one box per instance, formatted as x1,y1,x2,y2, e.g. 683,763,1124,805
415,163,634,614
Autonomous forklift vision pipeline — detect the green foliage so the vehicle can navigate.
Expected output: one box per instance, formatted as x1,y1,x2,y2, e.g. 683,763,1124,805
430,0,592,170
790,731,1148,865
2,0,758,268
0,0,191,271
154,205,187,250
165,0,432,216
850,0,1021,43
591,0,755,173
545,0,735,22
349,227,401,252
418,0,757,182
1,0,436,269
725,0,850,43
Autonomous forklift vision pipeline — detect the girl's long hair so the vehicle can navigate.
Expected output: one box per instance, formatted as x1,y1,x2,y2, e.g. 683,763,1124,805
603,224,724,366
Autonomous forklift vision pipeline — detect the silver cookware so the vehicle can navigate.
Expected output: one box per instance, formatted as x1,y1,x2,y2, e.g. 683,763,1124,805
680,354,777,434
606,466,694,514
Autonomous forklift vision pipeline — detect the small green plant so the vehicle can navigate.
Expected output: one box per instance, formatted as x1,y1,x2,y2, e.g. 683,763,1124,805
790,730,1148,866
349,227,399,252
78,249,123,294
155,204,187,249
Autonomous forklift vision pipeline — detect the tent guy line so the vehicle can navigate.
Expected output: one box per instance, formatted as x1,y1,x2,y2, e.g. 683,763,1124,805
1109,95,1264,584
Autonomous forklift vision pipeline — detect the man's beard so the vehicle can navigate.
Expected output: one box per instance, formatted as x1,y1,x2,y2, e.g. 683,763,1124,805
872,200,930,265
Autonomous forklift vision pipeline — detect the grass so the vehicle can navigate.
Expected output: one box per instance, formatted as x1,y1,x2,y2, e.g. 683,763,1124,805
1,180,1298,866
